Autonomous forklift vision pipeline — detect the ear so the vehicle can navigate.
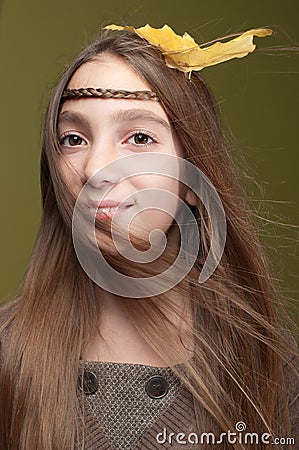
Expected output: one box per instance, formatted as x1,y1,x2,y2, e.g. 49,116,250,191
184,188,197,207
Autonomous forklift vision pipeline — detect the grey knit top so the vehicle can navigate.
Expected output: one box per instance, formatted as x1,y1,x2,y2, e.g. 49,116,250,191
81,361,195,450
79,359,196,449
0,300,298,449
79,355,299,450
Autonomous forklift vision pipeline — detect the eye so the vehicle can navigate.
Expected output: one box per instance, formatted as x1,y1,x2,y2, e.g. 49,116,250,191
59,133,87,147
127,132,155,146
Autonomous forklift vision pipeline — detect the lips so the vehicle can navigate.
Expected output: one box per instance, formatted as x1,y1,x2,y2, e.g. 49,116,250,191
87,198,134,218
97,200,122,208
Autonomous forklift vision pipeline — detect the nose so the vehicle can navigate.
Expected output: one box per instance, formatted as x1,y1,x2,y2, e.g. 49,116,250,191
82,141,120,188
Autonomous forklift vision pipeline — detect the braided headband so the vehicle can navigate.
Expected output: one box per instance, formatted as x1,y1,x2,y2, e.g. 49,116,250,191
61,87,159,102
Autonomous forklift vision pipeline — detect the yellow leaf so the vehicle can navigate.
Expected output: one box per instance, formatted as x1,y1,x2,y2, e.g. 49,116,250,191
104,24,273,74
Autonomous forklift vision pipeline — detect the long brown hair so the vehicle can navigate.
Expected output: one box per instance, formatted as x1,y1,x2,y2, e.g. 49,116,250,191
0,29,298,449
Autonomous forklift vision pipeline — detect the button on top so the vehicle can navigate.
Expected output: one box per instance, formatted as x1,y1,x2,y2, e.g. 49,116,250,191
145,376,169,399
78,371,98,395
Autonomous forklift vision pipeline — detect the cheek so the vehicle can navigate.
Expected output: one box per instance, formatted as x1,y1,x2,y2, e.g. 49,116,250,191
131,174,180,195
131,174,181,227
58,156,82,197
58,162,69,184
59,156,78,181
133,174,182,217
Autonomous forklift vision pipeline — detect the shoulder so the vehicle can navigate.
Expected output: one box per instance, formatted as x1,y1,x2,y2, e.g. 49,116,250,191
280,328,299,437
0,298,19,329
0,299,19,363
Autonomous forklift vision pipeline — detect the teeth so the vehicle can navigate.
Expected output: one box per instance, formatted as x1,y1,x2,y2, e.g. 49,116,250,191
92,203,133,213
98,206,119,213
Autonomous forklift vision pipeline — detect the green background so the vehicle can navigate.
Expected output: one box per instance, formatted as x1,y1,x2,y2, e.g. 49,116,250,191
0,1,298,321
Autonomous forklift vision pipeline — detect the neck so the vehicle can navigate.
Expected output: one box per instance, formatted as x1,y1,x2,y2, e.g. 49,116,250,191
82,285,194,366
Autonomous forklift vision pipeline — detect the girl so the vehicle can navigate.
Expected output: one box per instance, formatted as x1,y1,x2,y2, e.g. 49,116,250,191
0,24,298,450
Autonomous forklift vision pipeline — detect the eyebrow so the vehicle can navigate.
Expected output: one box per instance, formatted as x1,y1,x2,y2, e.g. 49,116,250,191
112,109,171,132
58,110,91,130
58,109,171,132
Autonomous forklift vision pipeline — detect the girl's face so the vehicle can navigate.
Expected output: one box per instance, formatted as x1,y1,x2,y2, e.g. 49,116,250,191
58,54,196,245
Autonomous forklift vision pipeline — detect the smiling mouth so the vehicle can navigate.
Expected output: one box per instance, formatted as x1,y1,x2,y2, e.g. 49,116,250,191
89,201,133,219
97,206,120,213
86,198,135,213
94,203,134,218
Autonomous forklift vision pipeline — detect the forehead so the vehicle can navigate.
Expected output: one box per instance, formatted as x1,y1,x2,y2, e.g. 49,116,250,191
67,54,152,92
61,54,169,121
